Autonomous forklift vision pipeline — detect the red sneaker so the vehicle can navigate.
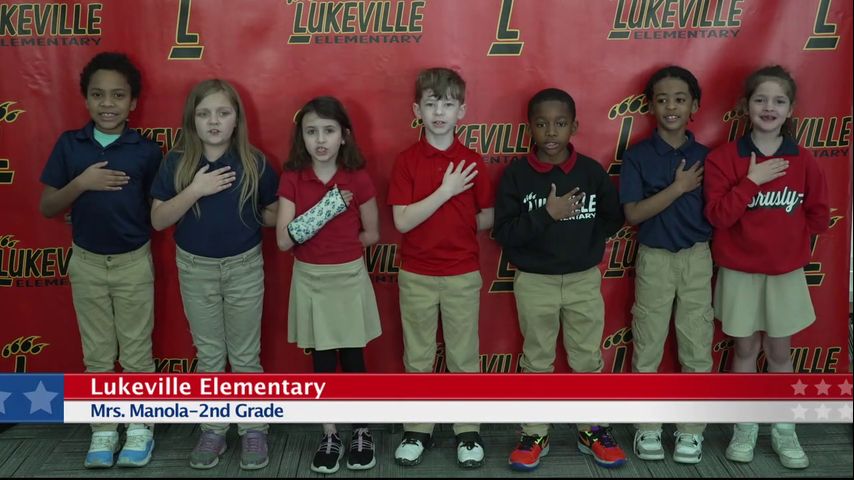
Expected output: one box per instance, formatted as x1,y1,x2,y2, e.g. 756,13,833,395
508,434,549,471
578,427,627,468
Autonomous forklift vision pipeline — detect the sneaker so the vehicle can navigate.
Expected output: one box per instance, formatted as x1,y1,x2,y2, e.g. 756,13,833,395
84,431,120,468
346,428,376,470
189,431,227,469
673,432,703,464
771,423,809,469
456,431,485,468
240,430,269,470
508,434,549,472
117,427,154,467
578,426,627,468
394,431,432,467
633,429,664,461
311,433,344,474
725,423,758,463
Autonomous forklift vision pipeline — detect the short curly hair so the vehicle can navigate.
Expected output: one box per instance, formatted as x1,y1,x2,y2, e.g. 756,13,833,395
79,52,142,99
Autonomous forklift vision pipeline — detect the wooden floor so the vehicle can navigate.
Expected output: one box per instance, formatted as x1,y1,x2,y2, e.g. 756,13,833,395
0,423,850,478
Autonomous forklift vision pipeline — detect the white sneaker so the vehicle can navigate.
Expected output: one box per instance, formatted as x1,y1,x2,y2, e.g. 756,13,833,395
673,432,703,464
725,423,758,463
771,423,809,469
633,429,664,460
84,431,120,468
394,432,431,466
456,432,485,468
117,427,154,467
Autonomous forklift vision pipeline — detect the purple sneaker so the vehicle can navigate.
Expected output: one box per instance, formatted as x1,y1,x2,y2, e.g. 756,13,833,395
240,430,269,470
189,431,226,469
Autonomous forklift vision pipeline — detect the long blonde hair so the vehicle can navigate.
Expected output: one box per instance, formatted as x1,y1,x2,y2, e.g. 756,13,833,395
170,79,264,220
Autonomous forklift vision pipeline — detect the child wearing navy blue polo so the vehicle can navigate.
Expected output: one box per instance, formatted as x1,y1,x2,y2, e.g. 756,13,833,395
39,52,162,469
150,79,278,471
619,66,712,464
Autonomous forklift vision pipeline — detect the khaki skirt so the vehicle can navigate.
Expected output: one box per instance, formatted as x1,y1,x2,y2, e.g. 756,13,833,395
288,258,382,350
713,267,815,338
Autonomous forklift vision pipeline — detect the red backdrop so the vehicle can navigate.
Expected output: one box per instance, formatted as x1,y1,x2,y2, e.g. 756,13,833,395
1,0,851,375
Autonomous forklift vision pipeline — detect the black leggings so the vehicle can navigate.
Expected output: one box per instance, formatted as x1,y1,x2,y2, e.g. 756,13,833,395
312,347,366,373
312,348,367,430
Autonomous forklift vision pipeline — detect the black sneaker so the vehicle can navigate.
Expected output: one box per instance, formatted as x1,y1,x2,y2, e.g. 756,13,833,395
346,427,376,470
310,433,344,474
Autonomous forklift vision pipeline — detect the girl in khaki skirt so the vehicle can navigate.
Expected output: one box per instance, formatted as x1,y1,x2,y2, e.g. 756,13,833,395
704,66,830,470
276,97,382,474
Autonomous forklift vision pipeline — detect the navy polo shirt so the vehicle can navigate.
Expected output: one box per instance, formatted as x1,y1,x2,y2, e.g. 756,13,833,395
151,149,279,258
40,122,162,255
619,130,712,252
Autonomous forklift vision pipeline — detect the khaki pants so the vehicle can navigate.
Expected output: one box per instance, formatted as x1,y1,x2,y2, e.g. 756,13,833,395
514,266,605,436
399,269,481,435
68,242,155,433
177,245,268,435
632,242,712,434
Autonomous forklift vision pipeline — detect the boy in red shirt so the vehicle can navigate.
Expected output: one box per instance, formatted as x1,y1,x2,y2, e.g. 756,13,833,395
387,67,494,469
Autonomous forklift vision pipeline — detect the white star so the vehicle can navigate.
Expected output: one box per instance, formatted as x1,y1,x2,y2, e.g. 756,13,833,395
23,381,58,414
815,404,831,420
815,380,831,395
0,391,10,414
838,379,852,396
791,404,808,420
838,403,853,421
791,380,808,395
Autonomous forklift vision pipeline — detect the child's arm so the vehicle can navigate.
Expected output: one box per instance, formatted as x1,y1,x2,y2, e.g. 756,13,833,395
493,167,557,247
803,153,830,234
704,152,786,228
261,202,279,227
150,164,236,230
358,198,380,247
276,197,297,251
596,170,625,239
39,161,129,218
476,208,494,231
392,160,477,233
624,159,702,225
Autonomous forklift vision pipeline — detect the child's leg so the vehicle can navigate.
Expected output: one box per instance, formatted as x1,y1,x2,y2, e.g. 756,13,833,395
438,271,482,374
398,269,440,436
559,266,605,374
673,243,714,373
68,245,122,466
731,333,762,373
631,245,679,374
339,348,366,373
176,248,229,438
112,245,156,374
763,335,793,372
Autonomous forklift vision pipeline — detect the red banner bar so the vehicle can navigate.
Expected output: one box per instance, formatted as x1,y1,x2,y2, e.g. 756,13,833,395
63,373,854,401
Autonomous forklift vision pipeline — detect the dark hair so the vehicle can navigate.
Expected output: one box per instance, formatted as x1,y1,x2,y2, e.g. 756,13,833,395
415,67,466,103
644,65,702,106
285,96,365,172
743,65,797,137
527,88,576,122
79,52,142,99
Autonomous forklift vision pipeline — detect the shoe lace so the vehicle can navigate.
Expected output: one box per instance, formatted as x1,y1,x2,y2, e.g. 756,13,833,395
90,434,116,450
351,428,373,452
196,432,223,453
401,436,422,446
775,432,801,450
243,433,266,454
516,435,541,451
676,433,699,447
732,428,754,445
123,430,151,450
319,434,342,454
593,428,617,448
640,431,661,442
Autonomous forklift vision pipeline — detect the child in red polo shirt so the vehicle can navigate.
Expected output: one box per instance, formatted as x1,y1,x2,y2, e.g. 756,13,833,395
387,67,494,469
276,97,382,474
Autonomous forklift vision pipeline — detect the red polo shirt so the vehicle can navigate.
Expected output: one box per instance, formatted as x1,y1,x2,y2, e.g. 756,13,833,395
387,137,495,276
278,167,376,264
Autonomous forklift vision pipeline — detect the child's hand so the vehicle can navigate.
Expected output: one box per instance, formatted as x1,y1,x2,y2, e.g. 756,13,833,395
438,160,478,198
338,187,354,206
76,161,129,191
545,184,585,221
672,159,703,194
189,164,236,197
747,152,788,186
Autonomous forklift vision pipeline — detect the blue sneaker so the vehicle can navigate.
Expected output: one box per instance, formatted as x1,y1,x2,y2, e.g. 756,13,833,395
84,431,120,468
117,427,154,467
